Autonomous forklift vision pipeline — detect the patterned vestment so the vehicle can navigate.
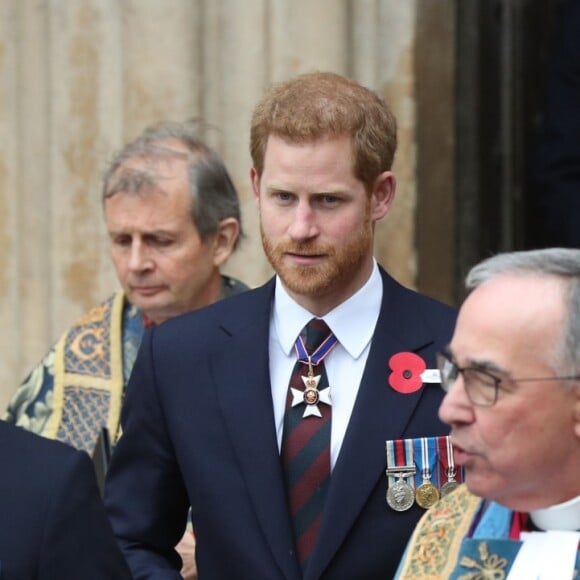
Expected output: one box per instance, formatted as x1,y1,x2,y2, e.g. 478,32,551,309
4,276,248,454
395,484,580,579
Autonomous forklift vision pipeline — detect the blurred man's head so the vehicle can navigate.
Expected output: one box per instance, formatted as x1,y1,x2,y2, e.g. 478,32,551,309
103,121,243,324
437,248,580,511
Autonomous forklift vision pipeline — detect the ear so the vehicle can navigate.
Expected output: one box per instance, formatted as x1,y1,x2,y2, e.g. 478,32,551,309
250,167,261,208
212,217,240,268
370,171,396,222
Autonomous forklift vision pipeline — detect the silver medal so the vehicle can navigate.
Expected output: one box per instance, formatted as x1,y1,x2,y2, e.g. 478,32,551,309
386,476,415,511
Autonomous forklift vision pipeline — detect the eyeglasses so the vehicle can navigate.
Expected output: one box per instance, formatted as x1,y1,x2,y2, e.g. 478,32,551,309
436,350,580,407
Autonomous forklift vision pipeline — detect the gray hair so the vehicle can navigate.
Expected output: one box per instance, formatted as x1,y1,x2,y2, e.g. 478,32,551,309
102,120,243,249
466,248,580,376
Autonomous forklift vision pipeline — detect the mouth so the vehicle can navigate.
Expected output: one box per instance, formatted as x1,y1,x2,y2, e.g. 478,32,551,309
449,441,473,466
285,252,326,266
130,285,165,297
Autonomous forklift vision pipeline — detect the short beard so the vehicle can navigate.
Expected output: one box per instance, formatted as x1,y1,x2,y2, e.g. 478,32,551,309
261,219,372,301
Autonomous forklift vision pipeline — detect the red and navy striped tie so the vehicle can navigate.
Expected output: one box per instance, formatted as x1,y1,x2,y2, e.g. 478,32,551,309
281,318,334,569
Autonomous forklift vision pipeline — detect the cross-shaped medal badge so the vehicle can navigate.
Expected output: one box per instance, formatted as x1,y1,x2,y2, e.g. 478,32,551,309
290,355,332,418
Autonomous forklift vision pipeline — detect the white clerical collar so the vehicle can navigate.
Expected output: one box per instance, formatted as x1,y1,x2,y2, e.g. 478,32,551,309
273,259,382,359
529,494,580,531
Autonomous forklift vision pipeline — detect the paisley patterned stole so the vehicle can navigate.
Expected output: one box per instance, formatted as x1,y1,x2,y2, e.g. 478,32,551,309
45,290,125,453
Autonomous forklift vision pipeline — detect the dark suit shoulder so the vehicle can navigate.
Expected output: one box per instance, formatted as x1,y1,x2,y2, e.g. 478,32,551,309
0,421,131,579
0,420,79,467
379,267,456,321
0,422,94,521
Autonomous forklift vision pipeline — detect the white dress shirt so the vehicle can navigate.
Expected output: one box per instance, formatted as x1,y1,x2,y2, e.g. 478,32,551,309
269,260,383,469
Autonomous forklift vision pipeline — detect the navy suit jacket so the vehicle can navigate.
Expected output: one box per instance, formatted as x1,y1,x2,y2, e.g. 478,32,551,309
0,421,131,579
105,267,457,579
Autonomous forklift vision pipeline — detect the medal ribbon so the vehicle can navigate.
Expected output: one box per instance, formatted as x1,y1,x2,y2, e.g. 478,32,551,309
446,436,455,483
386,439,415,487
405,438,415,485
437,435,455,484
386,440,395,487
437,436,464,484
294,330,338,366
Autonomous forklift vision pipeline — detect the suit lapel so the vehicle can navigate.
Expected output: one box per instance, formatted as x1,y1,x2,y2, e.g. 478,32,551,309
306,269,442,579
210,281,301,580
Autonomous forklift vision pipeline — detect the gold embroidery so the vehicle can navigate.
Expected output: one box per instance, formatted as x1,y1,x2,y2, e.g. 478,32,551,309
47,290,125,452
397,484,482,578
457,541,508,580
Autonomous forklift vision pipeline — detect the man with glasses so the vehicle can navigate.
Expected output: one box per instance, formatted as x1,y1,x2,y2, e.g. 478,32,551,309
396,247,580,579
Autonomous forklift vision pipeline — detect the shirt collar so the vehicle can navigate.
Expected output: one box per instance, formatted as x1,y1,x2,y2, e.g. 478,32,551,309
273,260,383,359
530,494,580,531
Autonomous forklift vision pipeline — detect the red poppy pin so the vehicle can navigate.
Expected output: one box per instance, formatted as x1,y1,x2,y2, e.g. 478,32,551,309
388,352,427,394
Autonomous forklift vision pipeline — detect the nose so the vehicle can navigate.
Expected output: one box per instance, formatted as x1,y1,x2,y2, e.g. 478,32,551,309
287,201,319,241
127,240,153,272
438,374,474,426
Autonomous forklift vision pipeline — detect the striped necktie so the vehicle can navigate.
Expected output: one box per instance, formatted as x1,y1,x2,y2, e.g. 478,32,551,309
281,318,335,569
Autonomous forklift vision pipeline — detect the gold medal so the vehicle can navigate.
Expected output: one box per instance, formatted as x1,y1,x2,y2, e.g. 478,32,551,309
415,481,440,508
414,437,440,509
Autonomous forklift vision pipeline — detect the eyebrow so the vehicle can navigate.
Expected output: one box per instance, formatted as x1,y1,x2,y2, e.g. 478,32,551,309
265,185,348,196
446,347,508,375
108,228,177,237
265,186,293,195
468,360,507,376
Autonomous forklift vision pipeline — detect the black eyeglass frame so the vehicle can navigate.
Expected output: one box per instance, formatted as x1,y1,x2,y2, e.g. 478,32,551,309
436,350,580,407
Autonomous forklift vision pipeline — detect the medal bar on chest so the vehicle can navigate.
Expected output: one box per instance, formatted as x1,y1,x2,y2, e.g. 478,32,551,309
385,439,416,511
413,437,440,509
437,435,463,496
